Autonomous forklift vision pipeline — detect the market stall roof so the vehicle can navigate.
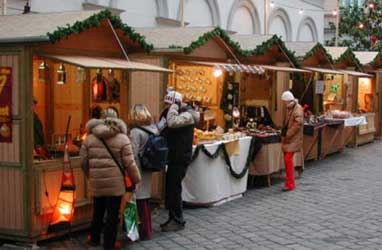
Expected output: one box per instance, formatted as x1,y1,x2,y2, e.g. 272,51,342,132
285,42,317,58
42,54,173,73
0,11,99,43
260,65,311,73
0,10,154,52
325,46,362,70
190,61,265,74
353,51,379,65
285,42,334,67
135,26,242,58
191,61,310,74
337,70,373,77
303,67,344,75
230,34,299,67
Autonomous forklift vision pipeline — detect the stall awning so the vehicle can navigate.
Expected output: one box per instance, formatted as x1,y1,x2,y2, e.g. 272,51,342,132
303,67,344,75
42,55,173,73
259,65,311,73
337,70,373,78
190,61,265,74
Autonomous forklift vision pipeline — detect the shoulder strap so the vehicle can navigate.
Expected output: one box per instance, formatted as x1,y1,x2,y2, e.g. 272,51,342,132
99,138,125,177
137,126,155,135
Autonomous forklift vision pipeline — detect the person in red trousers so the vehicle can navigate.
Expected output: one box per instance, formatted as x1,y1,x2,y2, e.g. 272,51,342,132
281,91,304,192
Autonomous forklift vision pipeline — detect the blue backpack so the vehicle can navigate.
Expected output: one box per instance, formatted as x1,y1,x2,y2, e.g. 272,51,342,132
137,127,168,172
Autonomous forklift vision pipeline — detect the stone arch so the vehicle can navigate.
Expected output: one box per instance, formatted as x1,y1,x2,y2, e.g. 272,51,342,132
297,16,318,42
176,0,219,26
156,0,169,17
227,0,261,34
268,7,292,41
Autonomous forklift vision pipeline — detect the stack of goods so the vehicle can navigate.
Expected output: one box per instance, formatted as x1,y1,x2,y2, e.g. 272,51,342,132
193,127,246,145
325,110,353,119
304,115,325,126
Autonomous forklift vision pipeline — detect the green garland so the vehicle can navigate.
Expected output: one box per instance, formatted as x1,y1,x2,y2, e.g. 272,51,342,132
334,48,363,71
191,137,255,179
47,10,154,52
182,27,251,57
370,52,382,66
303,43,334,65
250,35,300,68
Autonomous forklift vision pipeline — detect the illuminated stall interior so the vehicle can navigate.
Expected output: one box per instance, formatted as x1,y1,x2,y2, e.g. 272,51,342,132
32,57,127,158
232,34,310,127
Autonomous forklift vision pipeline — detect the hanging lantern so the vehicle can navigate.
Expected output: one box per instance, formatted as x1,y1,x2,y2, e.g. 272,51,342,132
57,64,66,85
38,61,49,83
76,67,86,83
48,117,76,233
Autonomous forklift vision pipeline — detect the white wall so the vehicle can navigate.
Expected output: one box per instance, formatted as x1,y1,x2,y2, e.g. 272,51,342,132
25,0,325,42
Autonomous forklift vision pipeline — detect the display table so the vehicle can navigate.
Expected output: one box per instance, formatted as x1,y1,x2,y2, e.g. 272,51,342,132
182,137,252,206
249,134,282,179
355,113,375,146
321,119,345,159
303,123,326,161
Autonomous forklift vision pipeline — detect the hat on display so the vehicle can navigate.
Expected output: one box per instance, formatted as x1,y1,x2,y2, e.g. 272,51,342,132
281,91,295,101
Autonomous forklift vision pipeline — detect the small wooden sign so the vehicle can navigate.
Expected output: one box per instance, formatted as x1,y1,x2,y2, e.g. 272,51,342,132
0,67,12,143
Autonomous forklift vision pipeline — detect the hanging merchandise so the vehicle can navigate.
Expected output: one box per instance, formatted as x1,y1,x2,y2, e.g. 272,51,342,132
92,71,108,102
39,61,49,83
107,73,121,103
57,64,66,85
221,77,239,129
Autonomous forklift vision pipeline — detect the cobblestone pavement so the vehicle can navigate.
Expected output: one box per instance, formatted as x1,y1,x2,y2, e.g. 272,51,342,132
16,142,382,249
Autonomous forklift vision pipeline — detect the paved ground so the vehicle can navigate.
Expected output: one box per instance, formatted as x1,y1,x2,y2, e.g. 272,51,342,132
5,141,382,250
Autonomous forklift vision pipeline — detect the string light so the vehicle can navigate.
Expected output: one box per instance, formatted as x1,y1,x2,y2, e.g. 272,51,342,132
369,2,375,9
359,23,364,29
213,67,223,78
270,1,275,8
299,8,304,15
332,10,338,16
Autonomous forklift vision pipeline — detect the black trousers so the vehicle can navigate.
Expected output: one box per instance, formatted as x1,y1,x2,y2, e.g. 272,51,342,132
165,163,186,225
90,196,122,249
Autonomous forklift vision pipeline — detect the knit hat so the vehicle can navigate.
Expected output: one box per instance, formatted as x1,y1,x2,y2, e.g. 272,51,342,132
281,91,295,101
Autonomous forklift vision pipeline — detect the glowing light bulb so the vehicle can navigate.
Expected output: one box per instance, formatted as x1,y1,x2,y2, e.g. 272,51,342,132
213,67,223,78
369,2,375,9
270,1,275,8
359,23,364,29
299,8,304,15
332,10,338,16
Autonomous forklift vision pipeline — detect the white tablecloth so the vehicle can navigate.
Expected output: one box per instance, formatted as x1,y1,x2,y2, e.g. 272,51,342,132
343,116,367,127
182,137,252,206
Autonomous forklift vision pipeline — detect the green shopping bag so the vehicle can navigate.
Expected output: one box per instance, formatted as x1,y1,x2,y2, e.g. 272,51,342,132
123,201,140,241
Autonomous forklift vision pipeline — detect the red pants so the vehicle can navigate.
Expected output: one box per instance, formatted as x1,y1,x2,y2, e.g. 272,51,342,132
284,152,295,190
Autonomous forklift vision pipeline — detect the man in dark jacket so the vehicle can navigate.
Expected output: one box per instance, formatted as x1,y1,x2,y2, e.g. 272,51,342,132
160,91,200,232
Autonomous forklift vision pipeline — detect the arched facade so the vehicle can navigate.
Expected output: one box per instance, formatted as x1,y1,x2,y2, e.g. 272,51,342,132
156,0,169,17
268,7,292,41
227,0,261,34
297,17,318,42
175,0,220,26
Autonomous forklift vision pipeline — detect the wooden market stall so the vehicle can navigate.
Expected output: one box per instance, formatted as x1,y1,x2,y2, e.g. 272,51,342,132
0,10,171,243
132,26,263,205
354,51,381,141
326,47,374,147
285,42,342,161
231,34,310,183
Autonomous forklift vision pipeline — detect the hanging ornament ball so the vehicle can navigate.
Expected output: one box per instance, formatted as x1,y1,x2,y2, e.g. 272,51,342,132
0,123,11,138
371,35,378,46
